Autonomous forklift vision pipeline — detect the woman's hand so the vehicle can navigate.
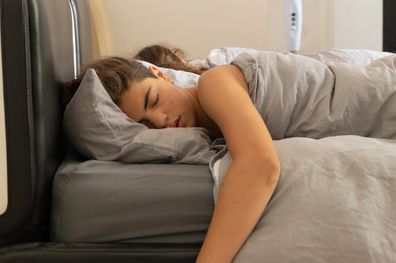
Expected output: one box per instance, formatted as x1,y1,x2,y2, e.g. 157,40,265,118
195,65,280,262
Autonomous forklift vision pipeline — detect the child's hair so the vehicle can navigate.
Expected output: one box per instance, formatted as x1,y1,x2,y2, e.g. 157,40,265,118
63,56,156,108
134,44,209,75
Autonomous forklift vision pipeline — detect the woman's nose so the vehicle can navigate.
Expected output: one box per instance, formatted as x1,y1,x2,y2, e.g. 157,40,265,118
147,109,168,129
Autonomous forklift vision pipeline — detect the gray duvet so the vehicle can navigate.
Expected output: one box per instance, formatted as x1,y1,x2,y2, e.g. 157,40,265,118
211,52,396,262
213,136,396,263
231,51,396,140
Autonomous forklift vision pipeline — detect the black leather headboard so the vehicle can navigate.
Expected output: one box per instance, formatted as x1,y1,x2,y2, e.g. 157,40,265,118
0,2,201,261
383,0,396,52
0,0,92,245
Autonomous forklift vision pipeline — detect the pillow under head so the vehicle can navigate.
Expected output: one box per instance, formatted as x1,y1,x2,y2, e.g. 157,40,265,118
63,68,216,164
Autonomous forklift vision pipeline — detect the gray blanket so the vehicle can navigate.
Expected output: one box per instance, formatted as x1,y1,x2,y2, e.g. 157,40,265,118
212,136,396,262
231,51,396,140
210,52,396,262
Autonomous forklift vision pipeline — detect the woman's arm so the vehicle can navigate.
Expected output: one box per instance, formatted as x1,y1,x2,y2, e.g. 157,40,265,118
195,65,280,263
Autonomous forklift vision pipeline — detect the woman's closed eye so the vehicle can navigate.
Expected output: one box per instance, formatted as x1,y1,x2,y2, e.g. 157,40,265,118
152,93,159,107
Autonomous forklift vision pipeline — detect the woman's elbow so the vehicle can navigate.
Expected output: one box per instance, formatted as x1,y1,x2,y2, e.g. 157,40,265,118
261,157,280,186
242,154,280,187
268,158,281,186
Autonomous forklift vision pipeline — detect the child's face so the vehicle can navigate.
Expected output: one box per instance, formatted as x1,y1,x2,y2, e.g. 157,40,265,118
119,68,196,129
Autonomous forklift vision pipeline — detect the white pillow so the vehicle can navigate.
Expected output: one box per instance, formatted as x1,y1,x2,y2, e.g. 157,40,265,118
189,47,258,68
136,60,199,87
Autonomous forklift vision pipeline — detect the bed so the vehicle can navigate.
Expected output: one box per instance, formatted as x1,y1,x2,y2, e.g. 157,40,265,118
1,0,395,262
52,47,396,262
51,149,214,244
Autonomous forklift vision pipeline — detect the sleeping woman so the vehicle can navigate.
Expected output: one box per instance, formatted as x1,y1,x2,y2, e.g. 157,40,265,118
64,51,396,262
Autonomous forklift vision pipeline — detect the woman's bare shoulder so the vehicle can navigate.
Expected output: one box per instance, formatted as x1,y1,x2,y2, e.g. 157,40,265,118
198,64,248,90
196,64,272,159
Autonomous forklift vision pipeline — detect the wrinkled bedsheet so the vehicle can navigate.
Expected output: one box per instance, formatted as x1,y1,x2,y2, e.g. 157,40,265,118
212,136,396,262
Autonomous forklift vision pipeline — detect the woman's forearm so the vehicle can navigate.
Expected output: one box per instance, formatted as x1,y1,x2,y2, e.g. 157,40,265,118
195,157,280,263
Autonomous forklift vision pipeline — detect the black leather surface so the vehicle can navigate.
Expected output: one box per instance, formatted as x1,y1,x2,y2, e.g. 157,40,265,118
0,0,202,261
75,0,93,69
0,0,37,240
0,242,199,262
383,0,396,52
0,0,80,244
28,0,76,237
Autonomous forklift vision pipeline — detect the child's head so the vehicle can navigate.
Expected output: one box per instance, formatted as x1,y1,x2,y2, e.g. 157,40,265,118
134,44,209,75
134,44,186,68
63,57,156,107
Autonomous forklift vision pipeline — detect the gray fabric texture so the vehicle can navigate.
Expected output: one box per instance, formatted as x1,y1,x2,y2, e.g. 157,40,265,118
209,52,396,262
305,49,394,65
63,69,216,164
190,48,393,69
50,150,214,243
212,136,396,263
232,51,396,140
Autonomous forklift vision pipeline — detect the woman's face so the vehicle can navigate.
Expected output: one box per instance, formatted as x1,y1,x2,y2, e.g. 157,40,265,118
119,67,197,129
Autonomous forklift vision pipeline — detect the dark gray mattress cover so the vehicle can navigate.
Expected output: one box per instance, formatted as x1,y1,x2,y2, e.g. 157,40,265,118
50,150,214,243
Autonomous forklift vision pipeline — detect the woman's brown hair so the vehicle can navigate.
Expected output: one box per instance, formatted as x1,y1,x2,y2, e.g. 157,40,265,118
63,56,156,108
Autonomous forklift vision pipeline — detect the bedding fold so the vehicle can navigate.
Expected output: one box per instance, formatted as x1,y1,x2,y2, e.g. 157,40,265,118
212,136,396,263
210,52,396,262
231,51,396,140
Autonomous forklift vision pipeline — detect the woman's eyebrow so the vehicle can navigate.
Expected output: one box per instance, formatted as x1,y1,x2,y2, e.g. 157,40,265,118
144,86,152,111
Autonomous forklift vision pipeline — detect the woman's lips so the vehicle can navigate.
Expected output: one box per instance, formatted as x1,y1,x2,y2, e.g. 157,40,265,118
177,117,184,127
169,117,184,128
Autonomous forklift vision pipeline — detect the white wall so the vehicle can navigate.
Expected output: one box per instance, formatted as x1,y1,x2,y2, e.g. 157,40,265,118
105,0,382,58
106,0,267,59
333,0,382,50
105,0,335,59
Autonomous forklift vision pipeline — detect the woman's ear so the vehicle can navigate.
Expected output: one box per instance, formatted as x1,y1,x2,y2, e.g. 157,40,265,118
148,66,172,83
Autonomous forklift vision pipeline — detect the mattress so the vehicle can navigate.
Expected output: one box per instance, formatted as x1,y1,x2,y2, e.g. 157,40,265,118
50,149,214,243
